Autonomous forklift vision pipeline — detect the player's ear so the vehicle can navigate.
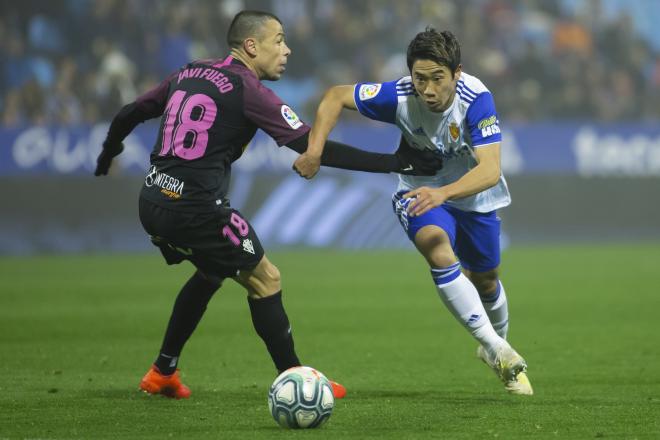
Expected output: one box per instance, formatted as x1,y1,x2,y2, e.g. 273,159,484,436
243,37,258,57
453,64,463,81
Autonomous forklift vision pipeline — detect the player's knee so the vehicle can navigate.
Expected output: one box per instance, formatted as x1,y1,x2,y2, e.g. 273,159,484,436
414,226,456,268
239,257,281,297
261,261,281,290
426,250,458,269
469,269,499,296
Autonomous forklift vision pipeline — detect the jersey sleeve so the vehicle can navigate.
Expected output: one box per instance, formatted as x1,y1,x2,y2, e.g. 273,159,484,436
465,92,502,147
242,80,310,146
105,74,176,146
353,80,399,124
134,74,175,118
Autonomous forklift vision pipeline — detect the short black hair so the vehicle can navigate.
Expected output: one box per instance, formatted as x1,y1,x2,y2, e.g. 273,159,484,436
226,10,282,49
406,28,461,73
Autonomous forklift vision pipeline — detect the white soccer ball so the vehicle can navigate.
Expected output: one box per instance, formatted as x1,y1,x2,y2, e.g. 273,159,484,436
267,366,334,429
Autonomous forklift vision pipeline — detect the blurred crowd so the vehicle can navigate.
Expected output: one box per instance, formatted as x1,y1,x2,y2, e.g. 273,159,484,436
1,0,659,127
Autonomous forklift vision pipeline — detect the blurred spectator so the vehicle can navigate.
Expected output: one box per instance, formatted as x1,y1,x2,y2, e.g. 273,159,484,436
0,0,658,127
552,13,593,57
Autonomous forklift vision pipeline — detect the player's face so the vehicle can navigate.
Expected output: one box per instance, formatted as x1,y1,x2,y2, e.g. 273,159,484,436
254,19,291,81
411,60,461,112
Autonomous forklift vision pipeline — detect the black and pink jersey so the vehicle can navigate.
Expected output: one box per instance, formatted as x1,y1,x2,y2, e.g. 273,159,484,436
136,56,310,212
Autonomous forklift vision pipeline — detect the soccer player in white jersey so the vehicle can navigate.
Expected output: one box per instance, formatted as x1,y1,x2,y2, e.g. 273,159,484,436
292,28,532,395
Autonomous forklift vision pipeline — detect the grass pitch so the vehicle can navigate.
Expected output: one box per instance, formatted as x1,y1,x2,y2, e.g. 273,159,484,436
1,245,659,439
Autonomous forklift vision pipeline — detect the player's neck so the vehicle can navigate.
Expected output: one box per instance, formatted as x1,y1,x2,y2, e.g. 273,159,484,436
438,94,456,113
229,49,260,78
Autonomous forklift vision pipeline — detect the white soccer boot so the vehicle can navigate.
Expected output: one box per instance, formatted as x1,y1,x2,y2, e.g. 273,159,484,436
477,345,533,395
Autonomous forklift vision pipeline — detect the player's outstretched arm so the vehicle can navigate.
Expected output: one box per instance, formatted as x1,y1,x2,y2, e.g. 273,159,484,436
290,85,441,176
292,85,356,179
286,131,442,175
95,78,171,176
94,102,138,176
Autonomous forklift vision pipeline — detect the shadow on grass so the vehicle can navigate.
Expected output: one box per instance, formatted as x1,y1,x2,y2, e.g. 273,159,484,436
73,387,518,405
351,389,506,403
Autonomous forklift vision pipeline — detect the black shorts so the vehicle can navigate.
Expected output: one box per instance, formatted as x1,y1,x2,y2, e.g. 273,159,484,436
138,198,265,279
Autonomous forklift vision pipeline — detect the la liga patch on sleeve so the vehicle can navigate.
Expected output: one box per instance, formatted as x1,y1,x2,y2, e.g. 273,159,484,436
280,105,303,129
358,84,381,101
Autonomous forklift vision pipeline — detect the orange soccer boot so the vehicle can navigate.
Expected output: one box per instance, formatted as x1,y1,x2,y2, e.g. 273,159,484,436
139,365,191,399
329,380,346,399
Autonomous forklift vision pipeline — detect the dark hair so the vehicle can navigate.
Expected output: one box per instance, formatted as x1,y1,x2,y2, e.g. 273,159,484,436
406,28,461,73
226,10,282,48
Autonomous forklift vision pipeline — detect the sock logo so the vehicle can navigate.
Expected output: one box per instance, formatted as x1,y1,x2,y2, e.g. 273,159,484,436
466,314,481,325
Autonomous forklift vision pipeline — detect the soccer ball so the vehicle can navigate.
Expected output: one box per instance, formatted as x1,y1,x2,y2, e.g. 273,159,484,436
268,366,334,429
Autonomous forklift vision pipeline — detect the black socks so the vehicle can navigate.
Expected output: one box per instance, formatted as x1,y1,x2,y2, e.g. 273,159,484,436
153,278,299,376
154,271,220,375
248,291,301,373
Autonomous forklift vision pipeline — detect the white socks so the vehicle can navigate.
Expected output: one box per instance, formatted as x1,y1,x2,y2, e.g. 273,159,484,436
431,264,506,355
480,280,509,339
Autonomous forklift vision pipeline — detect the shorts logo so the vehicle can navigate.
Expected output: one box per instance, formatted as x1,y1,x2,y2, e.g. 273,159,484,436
358,84,381,101
449,122,460,142
281,105,303,129
242,238,255,254
167,243,193,256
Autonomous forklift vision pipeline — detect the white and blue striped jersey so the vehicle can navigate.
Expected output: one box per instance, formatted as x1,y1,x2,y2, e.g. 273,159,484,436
353,72,511,213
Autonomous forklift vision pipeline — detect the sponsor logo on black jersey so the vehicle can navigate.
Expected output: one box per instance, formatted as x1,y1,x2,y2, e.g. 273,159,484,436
145,165,185,199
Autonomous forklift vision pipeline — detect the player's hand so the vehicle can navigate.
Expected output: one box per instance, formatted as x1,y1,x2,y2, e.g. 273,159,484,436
292,152,322,179
94,141,124,176
395,143,443,176
403,186,449,217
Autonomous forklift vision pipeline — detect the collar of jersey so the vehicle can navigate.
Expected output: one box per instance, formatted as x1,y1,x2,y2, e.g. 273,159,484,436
230,57,247,68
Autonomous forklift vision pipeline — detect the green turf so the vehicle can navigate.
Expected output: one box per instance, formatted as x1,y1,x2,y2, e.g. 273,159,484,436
1,245,660,439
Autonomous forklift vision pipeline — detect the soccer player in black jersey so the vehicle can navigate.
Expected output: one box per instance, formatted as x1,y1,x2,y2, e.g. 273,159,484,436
94,10,441,399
